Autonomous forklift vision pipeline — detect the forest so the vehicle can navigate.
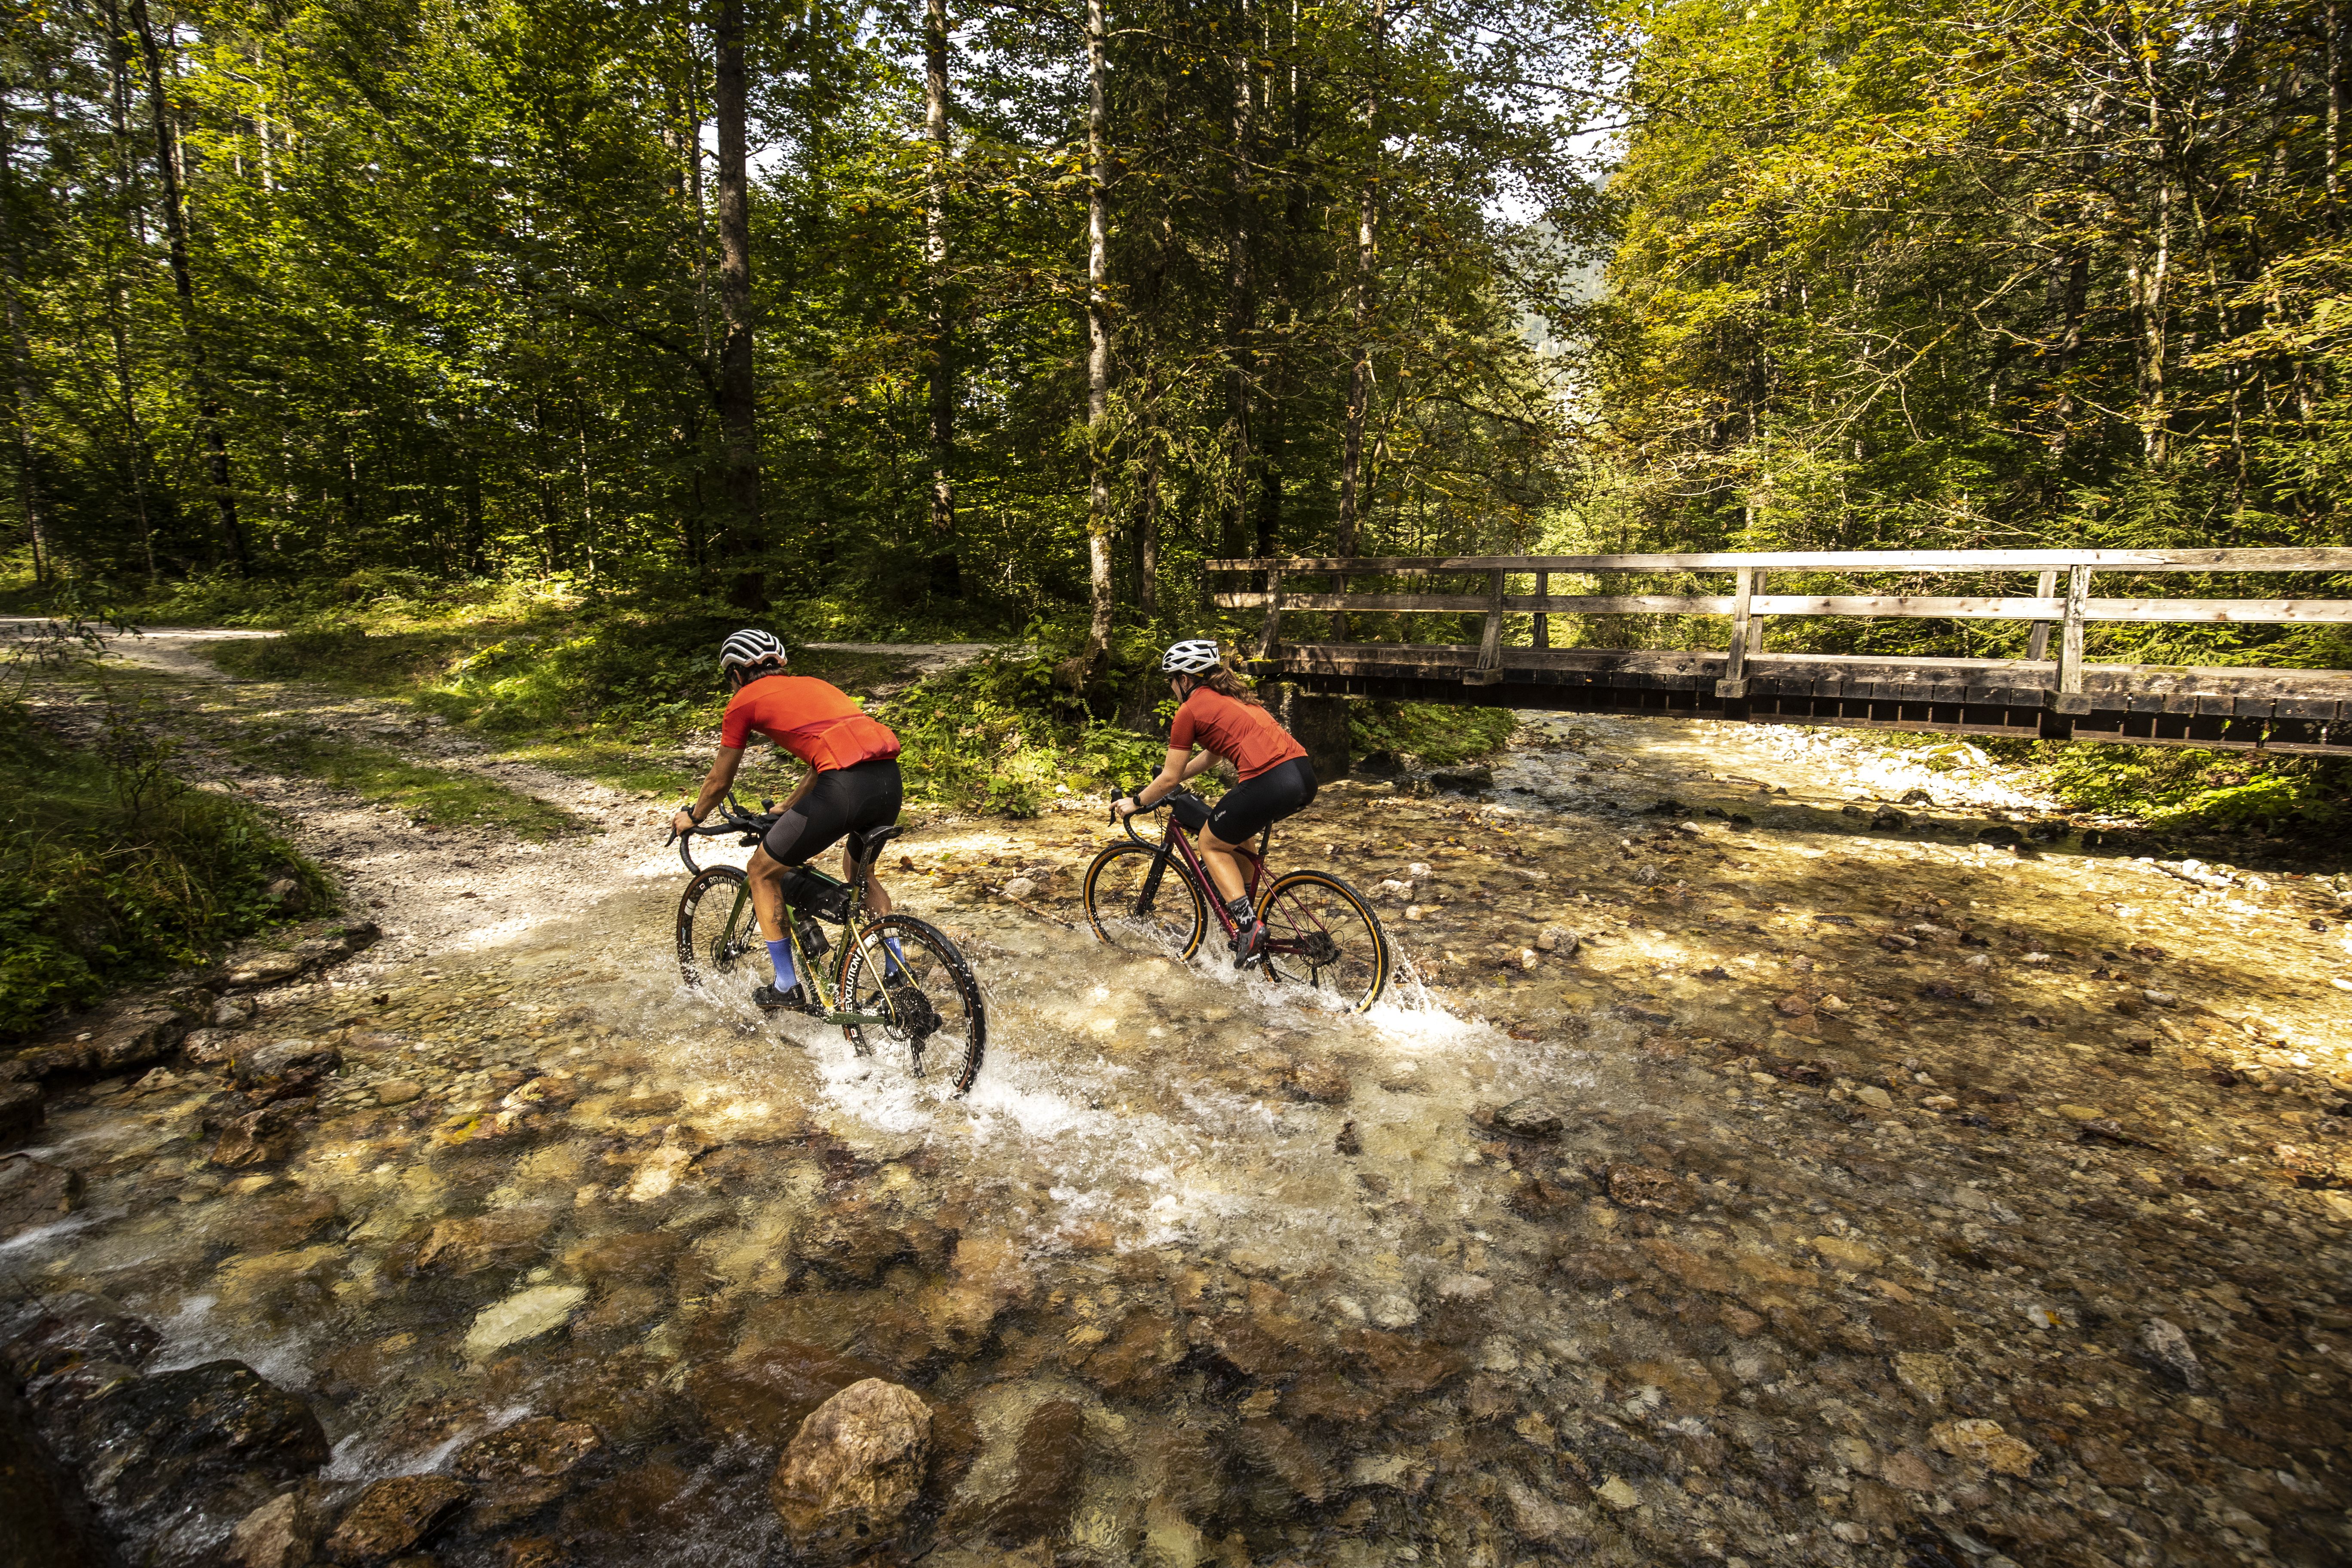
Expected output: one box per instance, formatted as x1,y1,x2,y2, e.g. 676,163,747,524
5,0,2352,1031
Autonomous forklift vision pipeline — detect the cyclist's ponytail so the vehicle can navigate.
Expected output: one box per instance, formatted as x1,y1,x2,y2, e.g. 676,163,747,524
1195,647,1266,708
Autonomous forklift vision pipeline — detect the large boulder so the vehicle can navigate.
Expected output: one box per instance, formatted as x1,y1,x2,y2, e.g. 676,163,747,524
770,1378,934,1555
61,1360,330,1566
0,1154,83,1243
323,1473,470,1562
453,1415,603,1528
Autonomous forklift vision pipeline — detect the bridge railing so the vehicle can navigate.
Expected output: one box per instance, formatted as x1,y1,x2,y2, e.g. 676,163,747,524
1207,549,2352,711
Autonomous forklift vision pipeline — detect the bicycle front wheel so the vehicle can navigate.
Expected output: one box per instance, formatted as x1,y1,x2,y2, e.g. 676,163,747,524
1082,841,1207,959
1256,870,1390,1012
678,866,762,995
838,914,988,1095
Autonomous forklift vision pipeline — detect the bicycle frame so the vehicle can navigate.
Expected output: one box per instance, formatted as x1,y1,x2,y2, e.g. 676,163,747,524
1115,790,1279,949
675,793,903,1028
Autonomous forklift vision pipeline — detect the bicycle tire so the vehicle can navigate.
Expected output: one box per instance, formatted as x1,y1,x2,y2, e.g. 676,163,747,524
677,865,760,990
1255,869,1391,1012
837,913,988,1095
1082,841,1207,959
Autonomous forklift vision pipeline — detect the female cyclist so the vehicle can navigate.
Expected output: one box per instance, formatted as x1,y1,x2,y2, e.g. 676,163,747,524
1114,640,1318,966
672,629,903,1011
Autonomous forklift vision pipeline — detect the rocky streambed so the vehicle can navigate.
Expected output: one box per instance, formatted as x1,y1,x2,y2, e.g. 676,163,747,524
6,704,2352,1568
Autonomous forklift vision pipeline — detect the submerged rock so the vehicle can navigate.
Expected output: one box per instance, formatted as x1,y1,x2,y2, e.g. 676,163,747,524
226,1488,326,1568
770,1377,934,1554
324,1473,470,1561
454,1415,602,1528
0,1155,84,1241
1492,1098,1565,1139
463,1285,587,1358
989,1399,1087,1543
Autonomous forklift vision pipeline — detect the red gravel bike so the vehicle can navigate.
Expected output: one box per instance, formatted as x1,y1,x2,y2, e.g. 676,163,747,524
1081,785,1390,1011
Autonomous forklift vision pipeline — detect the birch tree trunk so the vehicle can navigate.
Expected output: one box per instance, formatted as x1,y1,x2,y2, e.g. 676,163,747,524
925,0,959,593
712,0,766,609
1223,0,1255,563
129,0,246,571
1075,0,1116,680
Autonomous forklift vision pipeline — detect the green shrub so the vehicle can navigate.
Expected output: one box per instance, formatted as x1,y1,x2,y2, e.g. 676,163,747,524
0,715,328,1038
2037,744,2346,834
1348,700,1518,768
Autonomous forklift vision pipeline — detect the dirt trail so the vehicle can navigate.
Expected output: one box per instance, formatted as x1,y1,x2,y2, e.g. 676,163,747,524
6,631,2352,1568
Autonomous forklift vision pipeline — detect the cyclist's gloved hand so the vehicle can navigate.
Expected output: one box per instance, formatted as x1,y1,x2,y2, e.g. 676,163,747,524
672,808,700,835
1112,795,1140,821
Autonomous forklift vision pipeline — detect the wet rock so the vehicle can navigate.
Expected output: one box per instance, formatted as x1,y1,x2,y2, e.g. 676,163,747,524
1975,824,2022,846
71,999,192,1074
1492,1098,1564,1139
1774,993,1812,1017
2137,1317,2205,1390
209,1099,306,1168
227,1488,326,1568
1891,1352,1954,1406
1810,1234,1884,1272
770,1378,933,1555
64,1360,330,1562
1870,808,1909,832
1238,1415,1332,1505
1348,1329,1467,1394
413,1208,557,1276
793,1199,946,1284
1278,1058,1351,1105
464,1285,586,1359
374,1079,424,1107
1535,926,1579,955
989,1399,1087,1543
0,1370,115,1568
1604,1164,1693,1214
232,1039,343,1096
1503,1475,1587,1544
1334,1120,1361,1156
4,1292,162,1391
686,1341,890,1449
0,1078,42,1142
1930,1418,2034,1477
454,1415,603,1528
1852,1085,1893,1110
325,1473,470,1562
0,1153,82,1240
1430,766,1494,794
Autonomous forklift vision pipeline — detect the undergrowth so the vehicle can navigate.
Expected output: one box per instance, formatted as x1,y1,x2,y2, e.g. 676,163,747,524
2,626,327,1035
1350,701,1518,768
220,730,581,839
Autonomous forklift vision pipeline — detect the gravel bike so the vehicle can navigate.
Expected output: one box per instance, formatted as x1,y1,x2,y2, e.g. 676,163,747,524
670,795,986,1093
1081,784,1390,1011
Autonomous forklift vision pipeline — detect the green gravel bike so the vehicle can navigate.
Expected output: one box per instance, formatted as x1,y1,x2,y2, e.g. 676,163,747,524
670,796,986,1094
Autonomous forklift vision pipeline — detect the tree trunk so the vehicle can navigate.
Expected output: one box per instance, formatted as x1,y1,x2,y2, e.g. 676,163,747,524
712,0,766,609
129,0,246,571
1071,0,1116,686
1333,0,1383,563
925,0,959,595
1224,0,1256,564
0,114,46,585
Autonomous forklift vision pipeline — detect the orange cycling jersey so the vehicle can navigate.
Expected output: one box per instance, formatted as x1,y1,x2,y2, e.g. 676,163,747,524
1169,687,1305,781
720,676,902,773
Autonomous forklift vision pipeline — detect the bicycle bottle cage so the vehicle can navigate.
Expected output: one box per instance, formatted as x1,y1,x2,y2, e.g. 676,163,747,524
779,868,853,923
1169,793,1210,834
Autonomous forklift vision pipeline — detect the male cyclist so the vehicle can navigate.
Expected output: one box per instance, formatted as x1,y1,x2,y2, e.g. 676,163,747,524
672,630,902,1011
1114,639,1317,966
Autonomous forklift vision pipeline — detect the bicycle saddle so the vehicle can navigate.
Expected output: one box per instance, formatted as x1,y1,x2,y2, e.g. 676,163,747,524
846,824,906,864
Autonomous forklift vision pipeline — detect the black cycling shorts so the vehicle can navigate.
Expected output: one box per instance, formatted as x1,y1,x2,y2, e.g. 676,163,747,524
763,759,903,865
1205,755,1317,843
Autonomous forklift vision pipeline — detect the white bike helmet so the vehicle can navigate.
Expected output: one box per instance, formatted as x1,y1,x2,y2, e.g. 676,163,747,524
720,628,786,677
1160,639,1223,676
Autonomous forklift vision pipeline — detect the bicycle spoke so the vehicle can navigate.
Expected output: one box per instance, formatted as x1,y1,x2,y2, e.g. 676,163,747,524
1257,872,1388,1012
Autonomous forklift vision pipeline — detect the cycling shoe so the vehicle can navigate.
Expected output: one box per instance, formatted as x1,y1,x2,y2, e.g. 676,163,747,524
754,982,819,1015
1231,919,1268,970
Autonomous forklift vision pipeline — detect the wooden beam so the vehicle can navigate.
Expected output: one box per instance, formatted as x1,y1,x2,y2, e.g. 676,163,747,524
1206,548,2352,573
2081,598,2352,624
1718,566,1755,698
1532,570,1548,649
1466,571,1504,685
1213,589,2352,625
2027,569,2057,662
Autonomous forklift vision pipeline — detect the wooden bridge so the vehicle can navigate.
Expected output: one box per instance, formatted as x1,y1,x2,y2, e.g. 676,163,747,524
1209,549,2352,756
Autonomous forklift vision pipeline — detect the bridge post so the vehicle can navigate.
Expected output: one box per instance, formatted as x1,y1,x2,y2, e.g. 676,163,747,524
1256,566,1286,661
2027,569,2058,662
1718,566,1756,701
1282,689,1352,780
1533,570,1549,649
2040,562,2094,736
1465,570,1505,685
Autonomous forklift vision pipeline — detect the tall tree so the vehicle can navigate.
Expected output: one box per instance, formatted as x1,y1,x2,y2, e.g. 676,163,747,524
1332,0,1383,561
712,0,765,609
1074,0,1115,677
128,0,244,571
924,0,958,593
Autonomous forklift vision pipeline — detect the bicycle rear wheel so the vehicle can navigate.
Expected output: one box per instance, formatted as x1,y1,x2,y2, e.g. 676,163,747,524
1082,841,1207,959
1255,870,1390,1012
678,866,762,995
838,914,988,1094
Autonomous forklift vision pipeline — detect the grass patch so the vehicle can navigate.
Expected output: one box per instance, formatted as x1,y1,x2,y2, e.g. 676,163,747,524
880,648,1176,818
1350,700,1518,768
1,713,329,1038
223,732,580,839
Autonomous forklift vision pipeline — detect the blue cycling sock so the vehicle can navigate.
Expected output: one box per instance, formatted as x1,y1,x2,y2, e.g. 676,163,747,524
883,937,907,978
765,939,796,991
